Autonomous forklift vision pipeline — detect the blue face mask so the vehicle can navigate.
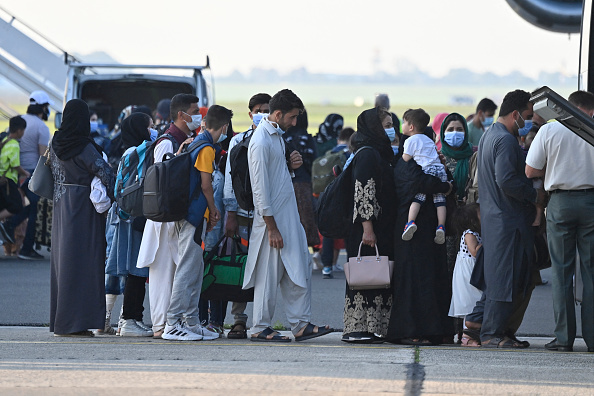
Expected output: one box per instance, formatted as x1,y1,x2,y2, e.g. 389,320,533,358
481,117,494,128
385,127,396,142
90,121,99,131
252,112,267,127
444,131,465,148
149,128,158,141
516,113,533,136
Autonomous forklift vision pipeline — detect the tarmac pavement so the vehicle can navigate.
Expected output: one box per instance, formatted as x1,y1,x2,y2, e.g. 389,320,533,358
0,327,592,395
1,251,592,394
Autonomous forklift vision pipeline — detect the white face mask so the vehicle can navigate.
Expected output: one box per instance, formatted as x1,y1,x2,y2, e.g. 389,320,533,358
216,125,228,143
252,112,267,127
149,128,158,141
268,119,285,135
183,112,202,131
385,127,396,142
481,116,494,128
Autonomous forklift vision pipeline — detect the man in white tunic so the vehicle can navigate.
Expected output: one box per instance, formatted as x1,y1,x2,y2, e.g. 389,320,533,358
245,89,332,342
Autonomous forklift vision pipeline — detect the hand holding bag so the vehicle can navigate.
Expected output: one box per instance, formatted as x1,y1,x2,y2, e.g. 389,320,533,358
344,242,394,290
29,148,54,200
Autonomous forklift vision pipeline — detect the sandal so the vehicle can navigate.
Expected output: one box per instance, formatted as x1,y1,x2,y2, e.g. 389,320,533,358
461,329,481,347
250,327,291,342
295,323,332,342
506,332,530,348
481,336,528,349
228,322,247,339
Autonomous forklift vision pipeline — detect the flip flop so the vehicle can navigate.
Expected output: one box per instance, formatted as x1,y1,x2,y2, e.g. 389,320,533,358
295,323,332,342
250,327,291,343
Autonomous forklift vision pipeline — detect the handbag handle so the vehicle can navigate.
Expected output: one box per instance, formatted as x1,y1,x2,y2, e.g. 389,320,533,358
357,241,381,262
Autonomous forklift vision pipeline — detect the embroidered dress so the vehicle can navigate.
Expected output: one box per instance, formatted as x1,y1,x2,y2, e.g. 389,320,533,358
343,147,396,337
449,230,483,318
49,143,114,334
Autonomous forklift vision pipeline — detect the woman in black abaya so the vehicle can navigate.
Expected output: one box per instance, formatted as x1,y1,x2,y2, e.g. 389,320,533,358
49,99,115,336
342,107,396,343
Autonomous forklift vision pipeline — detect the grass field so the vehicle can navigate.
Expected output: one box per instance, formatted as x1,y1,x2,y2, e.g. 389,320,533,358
1,81,576,134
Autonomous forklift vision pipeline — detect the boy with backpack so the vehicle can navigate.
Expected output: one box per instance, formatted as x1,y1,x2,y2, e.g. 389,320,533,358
160,104,232,341
137,94,202,339
0,116,29,243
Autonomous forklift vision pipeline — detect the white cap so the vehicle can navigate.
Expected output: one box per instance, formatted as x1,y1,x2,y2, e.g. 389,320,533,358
29,90,52,106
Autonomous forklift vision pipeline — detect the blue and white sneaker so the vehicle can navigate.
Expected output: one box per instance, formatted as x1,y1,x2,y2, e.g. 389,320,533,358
434,225,445,245
402,221,417,241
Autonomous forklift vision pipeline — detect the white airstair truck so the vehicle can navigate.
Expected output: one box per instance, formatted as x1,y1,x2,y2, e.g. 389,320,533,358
0,6,214,128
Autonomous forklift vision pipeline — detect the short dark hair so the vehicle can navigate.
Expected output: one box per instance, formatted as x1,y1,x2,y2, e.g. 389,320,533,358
453,203,481,236
499,90,531,117
248,93,272,111
205,105,233,131
338,127,355,142
269,89,304,114
9,116,26,133
170,94,199,121
402,108,430,132
476,98,498,114
568,90,594,110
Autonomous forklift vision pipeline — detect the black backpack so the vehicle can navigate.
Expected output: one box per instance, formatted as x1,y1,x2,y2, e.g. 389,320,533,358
229,130,255,211
143,138,212,223
316,147,371,239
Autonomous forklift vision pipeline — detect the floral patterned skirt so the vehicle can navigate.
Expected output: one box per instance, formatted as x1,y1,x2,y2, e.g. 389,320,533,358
343,286,392,336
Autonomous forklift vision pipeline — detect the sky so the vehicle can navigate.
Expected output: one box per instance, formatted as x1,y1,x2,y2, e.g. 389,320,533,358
0,0,582,79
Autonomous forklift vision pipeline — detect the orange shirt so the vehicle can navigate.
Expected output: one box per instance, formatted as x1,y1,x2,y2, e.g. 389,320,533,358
194,146,215,219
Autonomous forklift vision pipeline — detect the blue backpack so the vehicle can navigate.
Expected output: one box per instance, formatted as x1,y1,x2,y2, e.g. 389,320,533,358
114,135,177,217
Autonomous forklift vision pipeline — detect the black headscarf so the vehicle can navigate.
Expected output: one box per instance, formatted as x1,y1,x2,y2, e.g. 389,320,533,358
52,99,102,161
316,113,343,144
351,107,394,164
121,112,151,150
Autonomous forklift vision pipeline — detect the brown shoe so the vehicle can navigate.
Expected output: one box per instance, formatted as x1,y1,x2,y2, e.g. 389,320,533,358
153,329,164,339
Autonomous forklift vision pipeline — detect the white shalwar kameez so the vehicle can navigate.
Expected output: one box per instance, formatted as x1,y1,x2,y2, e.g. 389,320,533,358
244,117,312,335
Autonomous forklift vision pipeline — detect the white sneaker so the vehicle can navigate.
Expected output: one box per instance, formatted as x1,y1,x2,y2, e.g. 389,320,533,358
162,322,203,341
333,263,344,272
120,319,153,337
187,324,220,340
116,318,125,336
312,251,323,270
135,320,153,334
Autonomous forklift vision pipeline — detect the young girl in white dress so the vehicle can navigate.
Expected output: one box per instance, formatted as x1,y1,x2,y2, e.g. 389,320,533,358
449,203,482,344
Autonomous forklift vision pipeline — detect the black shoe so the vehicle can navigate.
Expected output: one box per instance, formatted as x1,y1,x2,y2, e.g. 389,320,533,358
342,332,373,343
545,338,573,352
0,222,15,244
18,250,44,260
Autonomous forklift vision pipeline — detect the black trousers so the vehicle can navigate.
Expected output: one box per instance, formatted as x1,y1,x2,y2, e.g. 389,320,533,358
122,275,146,321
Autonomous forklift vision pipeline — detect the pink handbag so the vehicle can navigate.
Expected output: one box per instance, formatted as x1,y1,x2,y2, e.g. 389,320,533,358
344,242,394,290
